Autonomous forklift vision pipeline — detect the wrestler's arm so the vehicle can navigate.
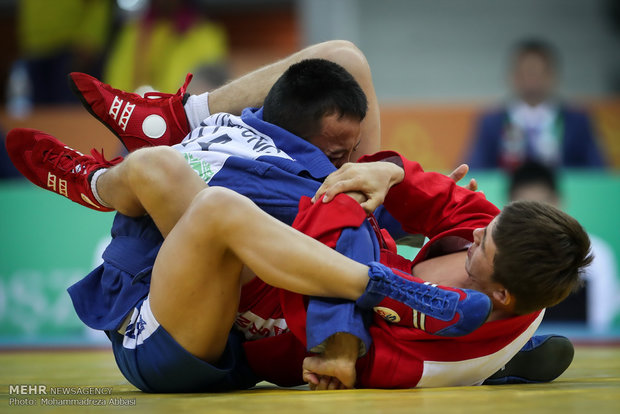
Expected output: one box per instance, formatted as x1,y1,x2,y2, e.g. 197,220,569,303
303,226,378,390
314,152,497,239
302,223,376,390
364,152,498,238
207,40,380,161
292,194,377,390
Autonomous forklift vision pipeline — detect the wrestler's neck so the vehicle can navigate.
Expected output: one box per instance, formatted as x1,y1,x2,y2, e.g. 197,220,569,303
487,304,517,322
412,251,517,321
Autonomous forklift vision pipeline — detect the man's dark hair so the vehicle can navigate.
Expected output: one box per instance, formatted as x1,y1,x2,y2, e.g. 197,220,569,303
512,38,560,71
263,59,368,139
509,161,558,199
492,200,592,314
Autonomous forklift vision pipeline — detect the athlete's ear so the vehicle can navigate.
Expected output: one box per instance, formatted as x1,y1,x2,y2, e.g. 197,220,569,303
492,287,514,308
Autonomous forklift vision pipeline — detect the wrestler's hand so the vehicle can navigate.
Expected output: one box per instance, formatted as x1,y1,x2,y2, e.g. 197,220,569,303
449,163,478,192
302,332,360,390
343,190,368,206
312,162,405,213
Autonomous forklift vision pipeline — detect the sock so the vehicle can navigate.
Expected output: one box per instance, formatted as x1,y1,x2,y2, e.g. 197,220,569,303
184,92,211,130
90,168,112,208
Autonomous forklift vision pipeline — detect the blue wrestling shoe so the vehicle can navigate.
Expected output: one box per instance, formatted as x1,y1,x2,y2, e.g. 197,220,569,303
483,335,575,385
356,262,492,337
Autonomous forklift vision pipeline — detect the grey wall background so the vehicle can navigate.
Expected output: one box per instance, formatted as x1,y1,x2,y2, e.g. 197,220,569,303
299,0,620,103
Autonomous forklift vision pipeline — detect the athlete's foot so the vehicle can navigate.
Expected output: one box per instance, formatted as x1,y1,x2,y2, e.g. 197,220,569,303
483,335,574,385
6,128,122,211
68,72,192,152
357,262,492,337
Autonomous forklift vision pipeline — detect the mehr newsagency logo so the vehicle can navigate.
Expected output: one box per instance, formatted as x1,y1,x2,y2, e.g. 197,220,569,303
8,384,136,407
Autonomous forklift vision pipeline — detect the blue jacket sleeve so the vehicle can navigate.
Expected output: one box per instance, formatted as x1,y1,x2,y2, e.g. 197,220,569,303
305,221,380,356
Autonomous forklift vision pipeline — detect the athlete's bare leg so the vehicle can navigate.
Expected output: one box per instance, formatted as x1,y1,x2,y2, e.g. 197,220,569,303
208,40,380,160
149,187,369,361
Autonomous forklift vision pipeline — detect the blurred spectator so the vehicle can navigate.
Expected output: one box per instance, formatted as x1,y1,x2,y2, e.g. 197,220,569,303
14,0,112,106
509,161,620,332
468,38,606,171
104,0,229,95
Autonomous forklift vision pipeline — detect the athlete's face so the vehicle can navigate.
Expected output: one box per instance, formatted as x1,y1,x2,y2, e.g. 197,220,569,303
465,216,499,298
308,113,362,168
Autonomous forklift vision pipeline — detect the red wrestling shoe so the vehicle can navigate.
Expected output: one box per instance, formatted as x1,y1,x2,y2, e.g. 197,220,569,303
6,128,123,211
68,72,192,152
358,263,492,337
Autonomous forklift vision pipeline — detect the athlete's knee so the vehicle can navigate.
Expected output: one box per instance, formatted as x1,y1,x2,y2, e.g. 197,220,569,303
189,187,256,232
125,147,189,189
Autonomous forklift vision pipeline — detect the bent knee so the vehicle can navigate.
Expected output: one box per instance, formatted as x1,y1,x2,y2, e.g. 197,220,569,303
189,188,256,229
126,147,190,186
192,187,253,213
127,146,184,171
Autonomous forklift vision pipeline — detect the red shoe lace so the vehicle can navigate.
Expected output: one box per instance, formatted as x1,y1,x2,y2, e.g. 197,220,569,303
144,73,193,134
42,147,122,176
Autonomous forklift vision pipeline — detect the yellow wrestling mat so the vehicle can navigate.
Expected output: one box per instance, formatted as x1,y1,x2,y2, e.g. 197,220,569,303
1,346,619,414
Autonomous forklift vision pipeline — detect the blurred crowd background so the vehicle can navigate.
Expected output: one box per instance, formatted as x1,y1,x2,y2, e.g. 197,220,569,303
0,0,619,346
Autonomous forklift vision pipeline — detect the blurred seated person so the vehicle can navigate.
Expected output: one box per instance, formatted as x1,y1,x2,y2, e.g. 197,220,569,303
17,0,111,104
104,0,228,95
509,161,619,332
468,38,606,171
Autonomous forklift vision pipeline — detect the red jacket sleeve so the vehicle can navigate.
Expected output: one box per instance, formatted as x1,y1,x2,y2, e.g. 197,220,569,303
358,151,500,240
291,195,368,247
279,194,369,346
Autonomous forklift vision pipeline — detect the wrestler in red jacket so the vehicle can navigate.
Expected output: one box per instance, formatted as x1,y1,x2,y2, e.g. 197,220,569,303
242,151,544,388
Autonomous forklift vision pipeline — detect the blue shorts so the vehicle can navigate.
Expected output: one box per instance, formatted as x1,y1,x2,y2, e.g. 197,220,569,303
108,296,259,393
